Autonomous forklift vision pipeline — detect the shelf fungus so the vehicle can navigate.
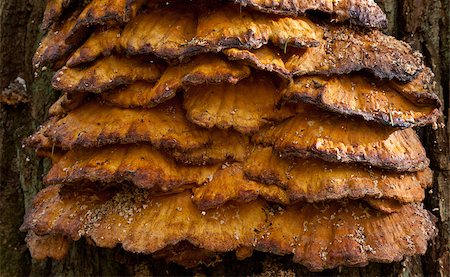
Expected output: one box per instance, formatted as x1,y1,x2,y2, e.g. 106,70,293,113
257,201,436,271
65,0,145,43
36,0,144,68
233,0,387,28
25,232,71,261
44,144,220,191
184,73,295,134
253,112,429,172
224,23,425,82
33,15,82,69
281,69,441,128
243,146,432,204
41,0,76,32
52,55,163,93
119,4,322,59
26,97,251,153
102,55,251,107
21,186,436,271
24,0,440,272
67,27,122,67
21,187,268,254
41,142,431,212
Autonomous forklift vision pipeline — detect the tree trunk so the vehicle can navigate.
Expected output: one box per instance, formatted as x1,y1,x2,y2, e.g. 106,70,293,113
0,0,448,276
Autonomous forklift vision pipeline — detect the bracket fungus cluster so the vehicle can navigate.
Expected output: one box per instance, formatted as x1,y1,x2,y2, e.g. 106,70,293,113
23,0,441,272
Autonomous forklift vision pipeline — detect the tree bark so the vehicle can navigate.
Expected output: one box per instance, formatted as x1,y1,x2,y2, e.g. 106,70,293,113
0,0,448,276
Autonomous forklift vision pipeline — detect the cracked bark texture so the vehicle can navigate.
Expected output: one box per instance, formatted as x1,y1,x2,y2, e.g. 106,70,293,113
0,0,448,276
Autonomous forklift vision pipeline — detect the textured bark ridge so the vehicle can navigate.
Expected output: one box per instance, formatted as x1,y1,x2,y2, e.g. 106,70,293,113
0,0,449,276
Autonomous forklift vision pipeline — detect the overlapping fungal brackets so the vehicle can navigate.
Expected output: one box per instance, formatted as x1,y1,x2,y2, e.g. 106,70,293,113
23,0,441,272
